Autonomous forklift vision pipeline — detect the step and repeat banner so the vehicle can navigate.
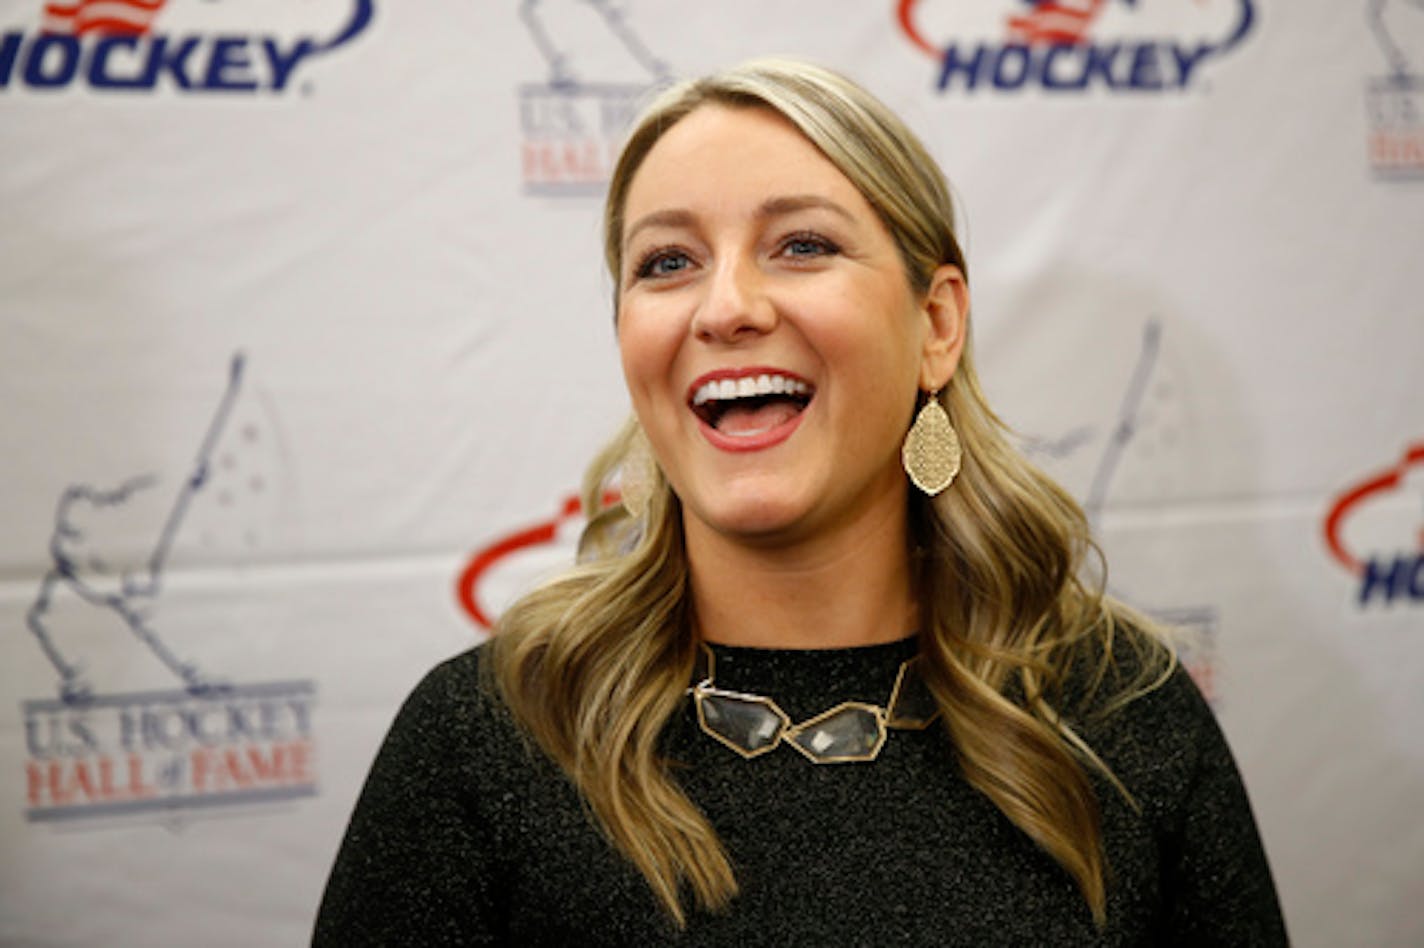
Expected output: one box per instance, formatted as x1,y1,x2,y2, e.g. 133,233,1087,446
1,2,1421,945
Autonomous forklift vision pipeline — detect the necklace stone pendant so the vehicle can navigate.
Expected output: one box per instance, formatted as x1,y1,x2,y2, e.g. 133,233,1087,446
787,703,885,760
689,645,939,764
697,687,789,757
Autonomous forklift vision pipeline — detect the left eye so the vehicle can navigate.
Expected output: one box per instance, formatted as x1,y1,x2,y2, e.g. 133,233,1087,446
780,233,839,258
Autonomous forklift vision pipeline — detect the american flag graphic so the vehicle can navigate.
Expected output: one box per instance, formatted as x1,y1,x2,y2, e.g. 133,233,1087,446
41,0,167,37
1006,0,1107,45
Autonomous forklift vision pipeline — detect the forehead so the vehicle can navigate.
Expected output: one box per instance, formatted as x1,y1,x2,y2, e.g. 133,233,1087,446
622,104,873,226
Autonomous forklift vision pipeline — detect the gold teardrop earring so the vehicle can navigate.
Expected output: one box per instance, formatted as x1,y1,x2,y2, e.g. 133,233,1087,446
901,389,961,496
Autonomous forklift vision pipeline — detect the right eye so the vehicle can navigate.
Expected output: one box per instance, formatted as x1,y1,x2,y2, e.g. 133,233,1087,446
634,248,693,280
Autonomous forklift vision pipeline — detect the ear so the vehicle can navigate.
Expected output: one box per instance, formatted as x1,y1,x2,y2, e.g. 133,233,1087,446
918,264,969,391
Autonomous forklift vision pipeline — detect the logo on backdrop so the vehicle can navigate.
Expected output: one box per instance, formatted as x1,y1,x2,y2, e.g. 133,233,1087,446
456,494,591,632
1020,318,1219,699
21,354,317,825
1324,442,1424,608
897,0,1255,94
1366,0,1424,177
517,0,670,196
0,0,373,94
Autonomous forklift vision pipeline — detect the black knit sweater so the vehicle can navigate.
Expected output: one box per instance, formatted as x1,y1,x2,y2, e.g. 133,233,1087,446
314,638,1288,946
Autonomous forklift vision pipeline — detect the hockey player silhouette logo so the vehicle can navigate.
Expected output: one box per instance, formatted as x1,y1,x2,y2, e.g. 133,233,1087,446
1371,0,1424,81
20,355,317,824
27,354,250,704
520,0,668,89
1366,0,1424,175
516,0,670,194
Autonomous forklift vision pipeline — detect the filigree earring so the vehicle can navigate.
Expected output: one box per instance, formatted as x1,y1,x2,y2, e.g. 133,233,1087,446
620,428,658,518
902,390,961,496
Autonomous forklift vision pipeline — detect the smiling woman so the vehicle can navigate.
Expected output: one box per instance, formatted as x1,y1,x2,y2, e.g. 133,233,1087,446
314,59,1289,946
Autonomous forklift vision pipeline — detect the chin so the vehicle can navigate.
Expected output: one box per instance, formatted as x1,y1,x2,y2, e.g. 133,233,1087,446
683,493,812,543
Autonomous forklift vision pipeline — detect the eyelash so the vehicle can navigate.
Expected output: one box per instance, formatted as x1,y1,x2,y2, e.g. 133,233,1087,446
633,246,691,280
778,230,841,259
629,231,842,282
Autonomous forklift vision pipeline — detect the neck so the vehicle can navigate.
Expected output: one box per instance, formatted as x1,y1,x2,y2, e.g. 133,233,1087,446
684,494,918,650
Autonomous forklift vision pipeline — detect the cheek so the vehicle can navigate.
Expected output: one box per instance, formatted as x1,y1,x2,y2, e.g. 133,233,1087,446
814,288,926,384
617,306,681,407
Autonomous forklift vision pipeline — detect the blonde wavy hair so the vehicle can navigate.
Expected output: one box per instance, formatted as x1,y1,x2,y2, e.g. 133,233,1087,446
489,58,1172,927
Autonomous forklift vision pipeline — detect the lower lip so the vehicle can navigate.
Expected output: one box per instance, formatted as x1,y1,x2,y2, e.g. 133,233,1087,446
696,404,807,453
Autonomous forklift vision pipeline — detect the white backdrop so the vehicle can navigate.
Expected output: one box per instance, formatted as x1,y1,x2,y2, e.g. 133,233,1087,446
2,1,1422,945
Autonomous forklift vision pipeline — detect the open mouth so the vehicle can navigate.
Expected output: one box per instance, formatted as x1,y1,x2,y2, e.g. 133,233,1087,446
689,372,814,437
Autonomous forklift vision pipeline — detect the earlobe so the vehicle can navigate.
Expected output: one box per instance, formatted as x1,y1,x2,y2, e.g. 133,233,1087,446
919,264,969,391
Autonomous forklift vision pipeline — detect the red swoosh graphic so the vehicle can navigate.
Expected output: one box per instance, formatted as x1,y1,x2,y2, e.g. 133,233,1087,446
1323,442,1424,574
42,0,165,37
898,0,1110,57
898,0,937,57
455,492,621,631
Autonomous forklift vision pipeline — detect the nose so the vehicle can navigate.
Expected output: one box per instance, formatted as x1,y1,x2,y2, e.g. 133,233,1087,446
691,254,777,344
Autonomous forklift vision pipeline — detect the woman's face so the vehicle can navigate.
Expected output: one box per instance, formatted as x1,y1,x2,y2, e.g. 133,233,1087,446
617,104,965,549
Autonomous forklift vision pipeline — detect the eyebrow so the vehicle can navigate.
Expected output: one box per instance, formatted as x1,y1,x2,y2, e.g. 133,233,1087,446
622,195,857,250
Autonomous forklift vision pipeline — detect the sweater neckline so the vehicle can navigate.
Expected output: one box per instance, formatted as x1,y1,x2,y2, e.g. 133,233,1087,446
700,635,921,722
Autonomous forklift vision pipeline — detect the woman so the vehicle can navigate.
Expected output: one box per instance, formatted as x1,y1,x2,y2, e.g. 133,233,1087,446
315,59,1287,945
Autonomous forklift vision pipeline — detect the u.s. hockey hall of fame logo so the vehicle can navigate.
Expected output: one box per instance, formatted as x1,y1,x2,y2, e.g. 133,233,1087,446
1367,0,1424,177
20,354,317,825
517,0,669,196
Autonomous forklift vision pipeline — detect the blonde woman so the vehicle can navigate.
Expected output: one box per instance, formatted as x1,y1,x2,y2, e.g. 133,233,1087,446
316,59,1287,946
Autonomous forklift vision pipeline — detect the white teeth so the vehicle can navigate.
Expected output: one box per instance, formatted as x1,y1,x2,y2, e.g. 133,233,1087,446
691,373,811,406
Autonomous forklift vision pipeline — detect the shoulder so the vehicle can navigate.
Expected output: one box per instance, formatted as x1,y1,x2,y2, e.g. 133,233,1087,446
1076,636,1289,940
396,644,493,723
1086,663,1218,789
1075,640,1288,941
316,646,538,944
377,643,525,770
1061,628,1231,819
342,642,544,818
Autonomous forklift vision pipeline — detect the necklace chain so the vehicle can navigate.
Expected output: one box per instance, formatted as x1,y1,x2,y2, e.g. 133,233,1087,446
687,644,939,764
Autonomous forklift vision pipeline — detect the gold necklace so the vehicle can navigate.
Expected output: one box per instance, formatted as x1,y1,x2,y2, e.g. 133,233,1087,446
687,644,939,764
